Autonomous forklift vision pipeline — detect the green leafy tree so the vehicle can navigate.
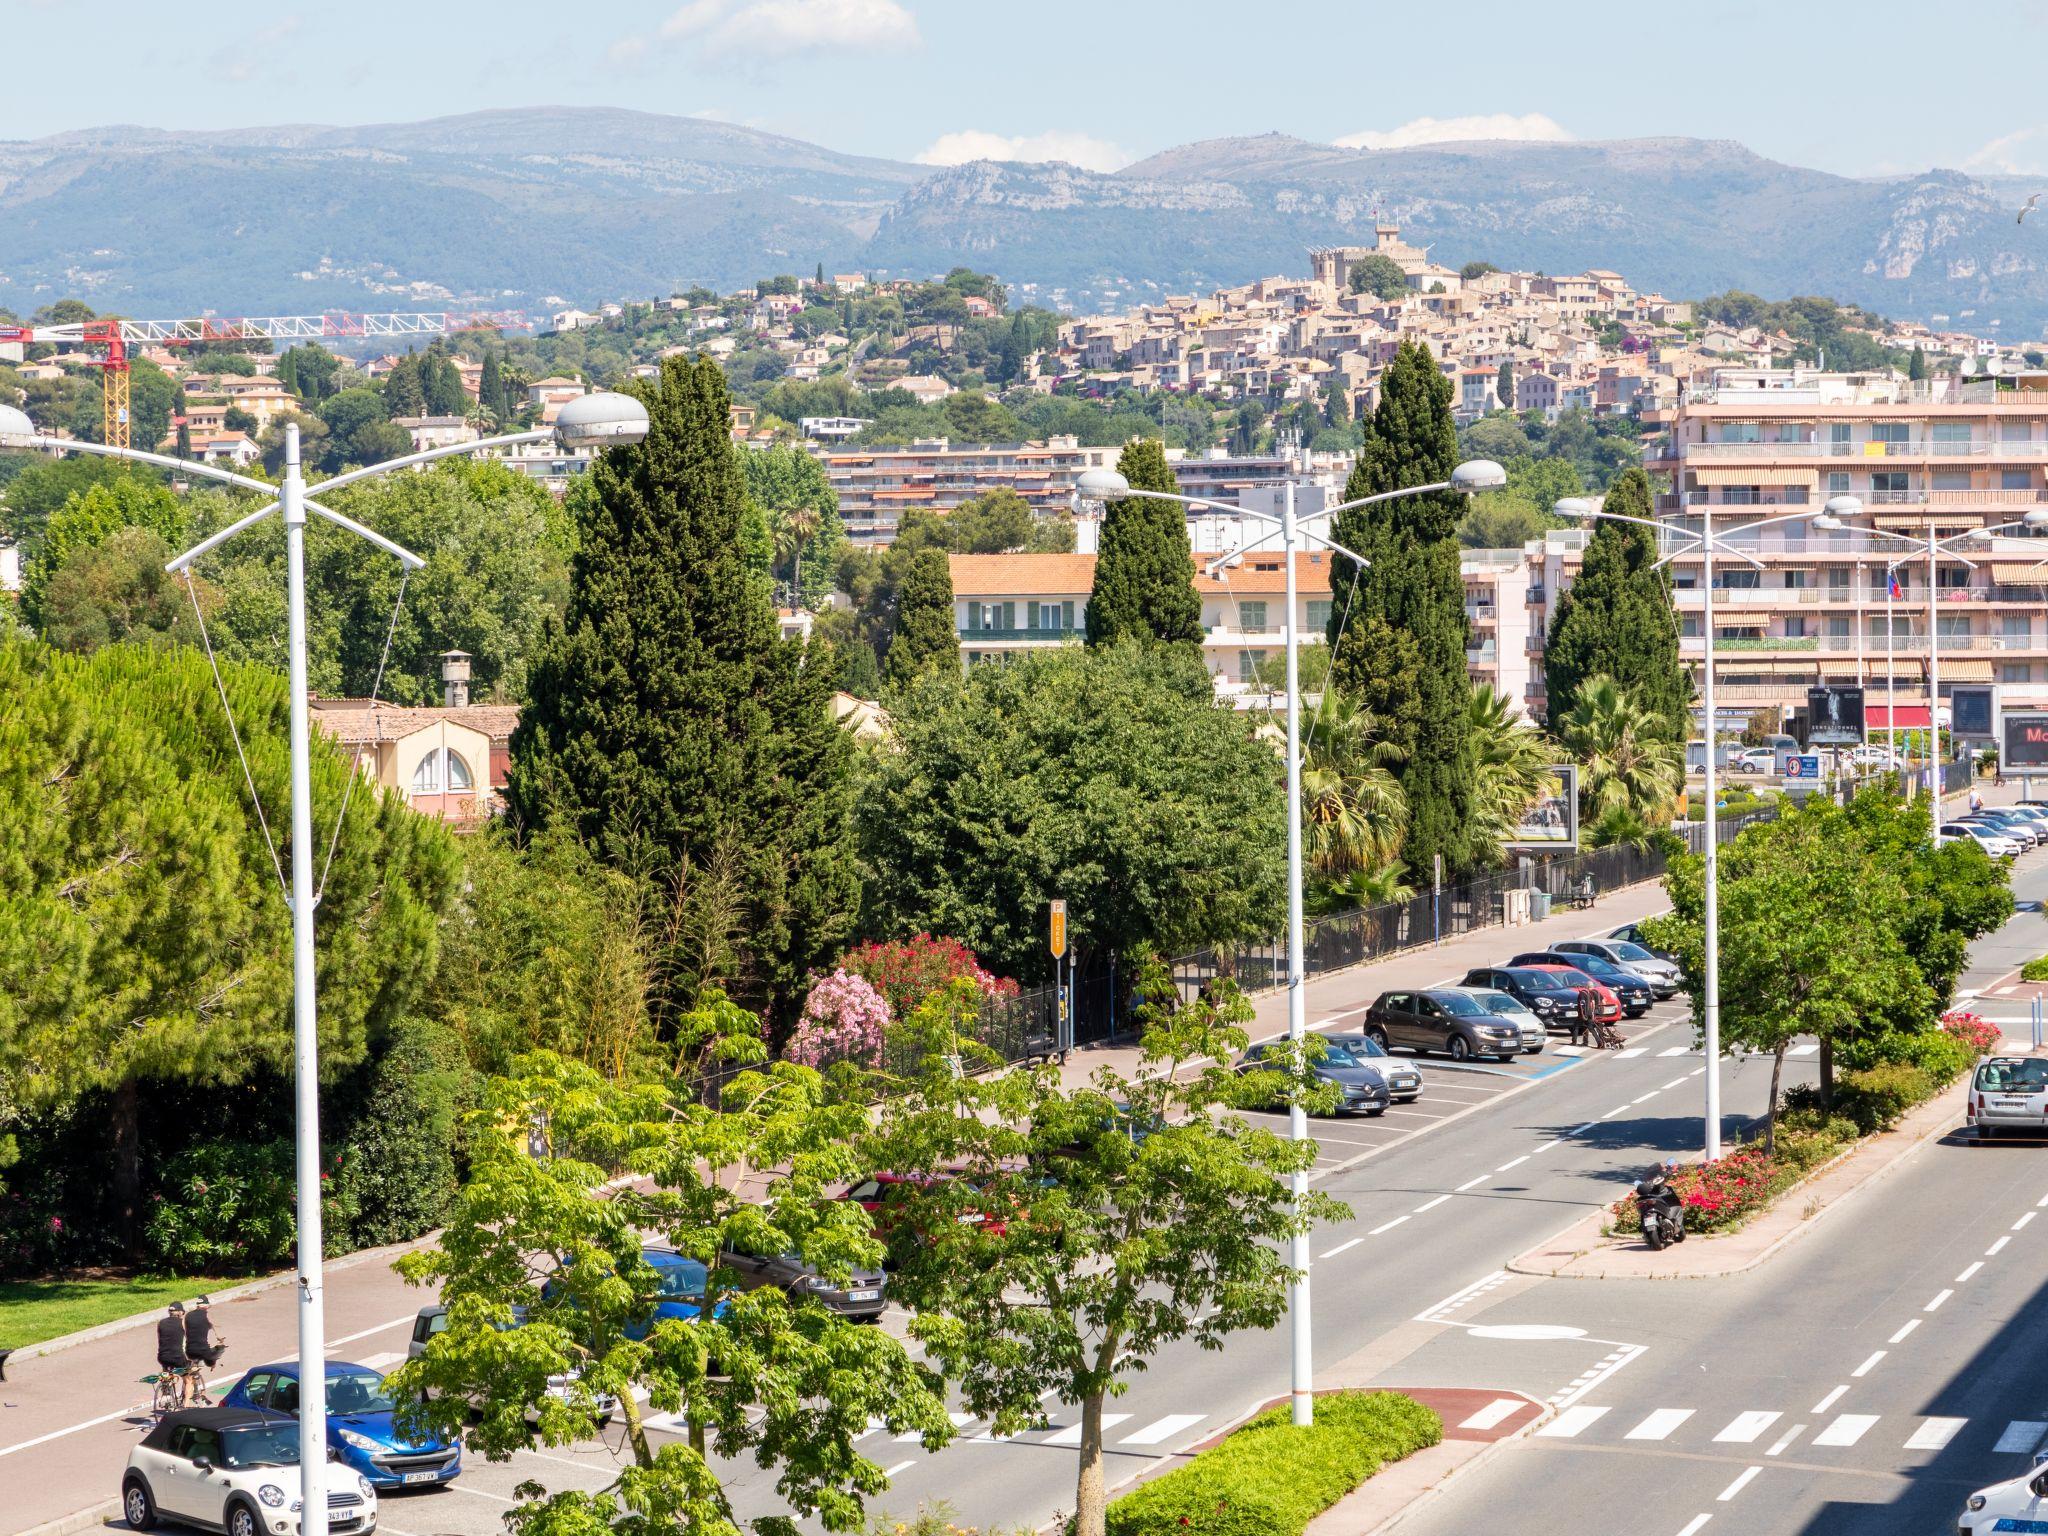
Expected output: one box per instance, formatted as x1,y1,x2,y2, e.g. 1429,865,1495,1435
1496,359,1514,408
740,443,846,610
0,456,141,546
1461,261,1502,281
870,972,1346,1536
0,639,458,1251
1543,468,1688,737
20,476,189,629
1646,798,1934,1148
1463,683,1559,867
1557,675,1684,844
478,352,509,420
883,547,958,688
1085,439,1201,649
391,1050,951,1536
1328,340,1474,874
38,526,210,653
860,644,1285,985
1347,253,1408,300
1457,489,1557,549
506,357,860,1018
1909,344,1929,382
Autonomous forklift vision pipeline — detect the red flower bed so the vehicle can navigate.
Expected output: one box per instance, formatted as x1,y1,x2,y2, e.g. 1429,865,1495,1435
1940,1009,2001,1056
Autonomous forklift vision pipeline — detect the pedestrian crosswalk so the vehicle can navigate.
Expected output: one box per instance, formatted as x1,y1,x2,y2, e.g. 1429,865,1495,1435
1533,1405,2043,1457
855,1408,1216,1452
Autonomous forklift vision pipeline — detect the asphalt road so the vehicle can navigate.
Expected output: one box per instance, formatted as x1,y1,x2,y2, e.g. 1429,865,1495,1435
1384,854,2048,1536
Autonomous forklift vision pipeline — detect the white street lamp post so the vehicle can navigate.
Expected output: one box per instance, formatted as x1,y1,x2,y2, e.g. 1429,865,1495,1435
1075,455,1504,1427
1813,502,2048,848
0,392,649,1536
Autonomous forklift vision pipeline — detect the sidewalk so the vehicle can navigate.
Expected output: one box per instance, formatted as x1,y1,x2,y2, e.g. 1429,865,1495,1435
1052,876,1674,1091
1507,1073,1968,1280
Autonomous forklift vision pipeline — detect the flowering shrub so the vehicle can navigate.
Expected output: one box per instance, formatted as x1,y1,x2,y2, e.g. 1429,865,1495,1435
785,969,892,1070
1941,1008,2002,1057
837,935,1019,1021
145,1141,353,1273
1609,1113,1857,1237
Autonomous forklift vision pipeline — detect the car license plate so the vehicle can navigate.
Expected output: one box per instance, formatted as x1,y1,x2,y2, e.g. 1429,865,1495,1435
402,1470,439,1485
848,1289,880,1301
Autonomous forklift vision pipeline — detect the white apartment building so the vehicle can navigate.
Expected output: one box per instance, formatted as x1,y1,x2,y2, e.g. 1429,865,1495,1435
1649,369,2048,733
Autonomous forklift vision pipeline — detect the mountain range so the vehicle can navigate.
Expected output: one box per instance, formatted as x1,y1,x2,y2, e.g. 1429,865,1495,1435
2,107,2044,336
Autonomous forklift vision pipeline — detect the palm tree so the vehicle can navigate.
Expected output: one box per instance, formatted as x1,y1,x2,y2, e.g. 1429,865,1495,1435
1557,675,1684,843
1464,683,1559,867
770,503,823,609
1299,692,1408,879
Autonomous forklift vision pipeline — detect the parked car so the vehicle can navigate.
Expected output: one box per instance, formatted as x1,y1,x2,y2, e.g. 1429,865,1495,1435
1962,810,2044,848
1550,938,1682,998
220,1362,460,1492
1510,950,1654,1016
1603,922,1678,965
837,1171,1013,1239
1362,988,1533,1062
1317,1033,1425,1102
407,1304,618,1422
717,1239,888,1321
123,1406,377,1536
1460,966,1582,1030
1443,989,1546,1049
1850,744,1901,770
1958,1447,2048,1533
1236,1039,1390,1115
1943,821,2022,857
1517,963,1624,1025
1966,1055,2048,1140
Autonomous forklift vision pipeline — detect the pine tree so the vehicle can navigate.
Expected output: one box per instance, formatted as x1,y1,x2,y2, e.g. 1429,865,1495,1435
1909,345,1928,382
1542,467,1689,740
505,357,859,1017
884,547,959,687
1085,439,1202,649
1328,340,1474,874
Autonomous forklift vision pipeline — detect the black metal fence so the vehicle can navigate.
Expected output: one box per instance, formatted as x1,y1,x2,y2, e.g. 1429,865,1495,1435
979,818,1784,1062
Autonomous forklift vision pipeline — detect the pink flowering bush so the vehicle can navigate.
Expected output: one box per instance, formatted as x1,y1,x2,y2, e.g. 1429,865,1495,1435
785,968,892,1070
1940,1008,2002,1057
836,934,1019,1020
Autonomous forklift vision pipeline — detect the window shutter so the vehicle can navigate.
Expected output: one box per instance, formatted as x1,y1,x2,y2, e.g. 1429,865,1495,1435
1027,600,1041,630
1063,601,1076,630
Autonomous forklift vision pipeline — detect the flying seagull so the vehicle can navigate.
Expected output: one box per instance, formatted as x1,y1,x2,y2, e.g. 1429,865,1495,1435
2022,192,2042,225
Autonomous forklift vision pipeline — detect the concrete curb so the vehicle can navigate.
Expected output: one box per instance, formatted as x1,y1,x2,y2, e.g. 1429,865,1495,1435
11,1233,434,1364
18,1499,116,1536
1505,1073,1969,1280
1362,1398,1558,1535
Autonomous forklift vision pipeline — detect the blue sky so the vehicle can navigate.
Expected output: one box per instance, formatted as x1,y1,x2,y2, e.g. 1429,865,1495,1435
8,0,2048,179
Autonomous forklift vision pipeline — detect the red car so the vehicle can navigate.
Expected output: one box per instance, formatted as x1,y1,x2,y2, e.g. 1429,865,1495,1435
1523,964,1622,1025
838,1171,1010,1238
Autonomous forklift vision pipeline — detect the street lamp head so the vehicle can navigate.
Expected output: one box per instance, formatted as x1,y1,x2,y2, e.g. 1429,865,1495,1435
1822,494,1863,519
552,391,650,449
1811,514,1843,531
1553,497,1596,518
1076,467,1132,500
0,403,36,446
1450,459,1507,493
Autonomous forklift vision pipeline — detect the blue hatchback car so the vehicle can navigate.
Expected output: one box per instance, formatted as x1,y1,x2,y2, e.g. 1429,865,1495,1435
220,1360,462,1491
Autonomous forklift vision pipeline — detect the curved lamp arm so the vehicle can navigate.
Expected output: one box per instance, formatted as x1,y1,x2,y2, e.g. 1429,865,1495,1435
3,433,281,498
306,428,553,497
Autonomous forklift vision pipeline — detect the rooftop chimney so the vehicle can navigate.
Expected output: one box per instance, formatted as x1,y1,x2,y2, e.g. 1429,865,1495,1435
440,650,472,709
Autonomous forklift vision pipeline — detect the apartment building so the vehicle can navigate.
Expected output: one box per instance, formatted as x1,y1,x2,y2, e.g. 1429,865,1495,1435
818,438,1120,544
1648,369,2048,733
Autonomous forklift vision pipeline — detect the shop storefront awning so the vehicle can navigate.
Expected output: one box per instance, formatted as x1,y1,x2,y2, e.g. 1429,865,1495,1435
1939,659,1995,682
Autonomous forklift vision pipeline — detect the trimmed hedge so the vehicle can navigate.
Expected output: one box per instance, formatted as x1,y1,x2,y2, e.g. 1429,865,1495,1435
1104,1390,1441,1536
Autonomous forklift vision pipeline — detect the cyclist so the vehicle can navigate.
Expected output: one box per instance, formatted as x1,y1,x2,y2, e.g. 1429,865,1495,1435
154,1302,191,1409
183,1296,223,1401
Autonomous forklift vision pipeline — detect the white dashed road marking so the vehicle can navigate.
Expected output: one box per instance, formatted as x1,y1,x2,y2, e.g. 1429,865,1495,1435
1714,1411,1781,1444
1625,1408,1695,1441
1537,1405,1610,1438
1813,1414,1879,1448
1459,1398,1526,1432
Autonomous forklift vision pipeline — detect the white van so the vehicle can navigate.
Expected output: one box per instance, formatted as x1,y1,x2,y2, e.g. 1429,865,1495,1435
1959,1451,2048,1531
1968,1055,2048,1139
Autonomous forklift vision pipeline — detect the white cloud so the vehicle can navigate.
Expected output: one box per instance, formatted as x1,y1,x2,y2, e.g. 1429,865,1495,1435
1336,113,1574,151
613,0,918,66
1965,125,2048,176
915,129,1131,174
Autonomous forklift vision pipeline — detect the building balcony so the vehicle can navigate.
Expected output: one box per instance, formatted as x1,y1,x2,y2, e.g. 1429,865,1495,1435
957,627,1080,644
1683,440,2048,462
1466,642,1498,664
1464,603,1497,625
1679,633,2036,656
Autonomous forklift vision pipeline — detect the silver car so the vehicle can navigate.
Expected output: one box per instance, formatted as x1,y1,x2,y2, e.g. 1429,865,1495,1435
1968,1056,2048,1139
1440,989,1546,1053
1552,938,1682,999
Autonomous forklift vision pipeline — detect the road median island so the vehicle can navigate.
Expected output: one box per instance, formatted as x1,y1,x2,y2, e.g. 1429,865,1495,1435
1508,1070,1970,1280
1099,1390,1441,1536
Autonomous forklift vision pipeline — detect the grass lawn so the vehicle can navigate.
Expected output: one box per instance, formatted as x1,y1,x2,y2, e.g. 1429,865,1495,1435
0,1275,235,1352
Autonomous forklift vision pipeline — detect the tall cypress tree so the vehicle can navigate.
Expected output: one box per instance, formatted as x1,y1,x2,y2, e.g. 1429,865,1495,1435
479,353,506,420
1328,340,1474,874
505,356,858,1016
885,547,960,687
1542,467,1688,739
1085,439,1203,649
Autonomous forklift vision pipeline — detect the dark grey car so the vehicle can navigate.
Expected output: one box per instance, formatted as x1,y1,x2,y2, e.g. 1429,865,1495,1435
1236,1040,1390,1116
718,1241,888,1321
1317,1033,1424,1102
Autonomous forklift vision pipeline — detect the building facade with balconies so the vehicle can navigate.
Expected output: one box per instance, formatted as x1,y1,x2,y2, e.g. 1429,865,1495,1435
1649,369,2048,732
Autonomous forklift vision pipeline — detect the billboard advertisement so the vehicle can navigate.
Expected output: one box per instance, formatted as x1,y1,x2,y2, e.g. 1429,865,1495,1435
1506,764,1578,850
2006,713,2048,769
1952,685,1995,740
1805,685,1866,746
